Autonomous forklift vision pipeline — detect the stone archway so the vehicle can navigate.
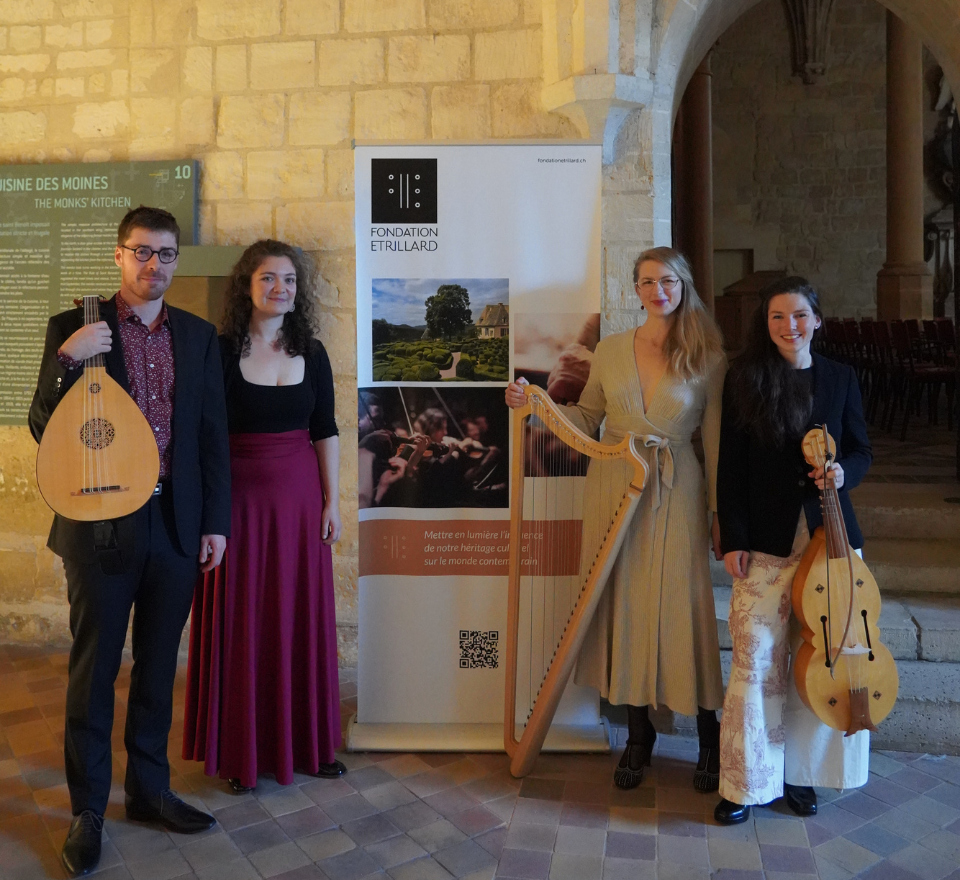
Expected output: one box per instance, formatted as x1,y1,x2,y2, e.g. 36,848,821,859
652,0,960,252
544,0,960,329
657,0,960,130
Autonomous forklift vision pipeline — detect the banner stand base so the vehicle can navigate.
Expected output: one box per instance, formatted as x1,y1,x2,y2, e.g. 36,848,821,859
345,715,611,754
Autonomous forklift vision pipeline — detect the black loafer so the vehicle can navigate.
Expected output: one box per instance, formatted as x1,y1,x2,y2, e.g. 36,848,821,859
126,789,216,834
61,810,103,876
311,759,347,778
228,777,254,794
784,784,817,816
714,798,751,825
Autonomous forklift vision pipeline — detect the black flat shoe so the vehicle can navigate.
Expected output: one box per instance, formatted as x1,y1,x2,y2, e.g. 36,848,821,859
228,778,254,794
784,783,817,816
311,759,347,778
126,789,216,834
714,798,751,825
693,746,720,792
61,810,103,876
613,727,656,790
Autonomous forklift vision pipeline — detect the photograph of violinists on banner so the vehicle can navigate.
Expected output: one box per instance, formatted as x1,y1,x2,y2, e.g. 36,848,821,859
358,386,508,510
371,278,509,382
513,312,601,478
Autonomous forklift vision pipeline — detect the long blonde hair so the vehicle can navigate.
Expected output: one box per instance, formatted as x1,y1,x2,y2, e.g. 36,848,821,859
633,246,724,381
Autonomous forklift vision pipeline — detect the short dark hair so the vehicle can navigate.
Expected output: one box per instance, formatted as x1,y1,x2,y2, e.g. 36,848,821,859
220,239,318,358
117,205,181,246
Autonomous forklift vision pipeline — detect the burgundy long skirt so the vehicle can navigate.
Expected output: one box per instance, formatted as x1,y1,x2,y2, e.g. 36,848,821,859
182,430,341,788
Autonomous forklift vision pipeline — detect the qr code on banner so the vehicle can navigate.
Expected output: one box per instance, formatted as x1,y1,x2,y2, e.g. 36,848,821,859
459,630,499,669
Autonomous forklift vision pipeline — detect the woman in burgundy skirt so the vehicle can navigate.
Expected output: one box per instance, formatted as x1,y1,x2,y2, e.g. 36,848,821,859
182,240,344,791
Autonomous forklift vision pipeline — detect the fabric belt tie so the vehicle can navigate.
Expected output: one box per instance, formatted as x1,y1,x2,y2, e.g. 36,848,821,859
637,434,674,511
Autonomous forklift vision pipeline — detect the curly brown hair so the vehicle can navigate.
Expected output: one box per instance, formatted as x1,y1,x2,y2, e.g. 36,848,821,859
220,239,318,357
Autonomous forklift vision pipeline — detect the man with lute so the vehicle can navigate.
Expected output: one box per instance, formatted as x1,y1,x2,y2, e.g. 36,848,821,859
29,206,231,876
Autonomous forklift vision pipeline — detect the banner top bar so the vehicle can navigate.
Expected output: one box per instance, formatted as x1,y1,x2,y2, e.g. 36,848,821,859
352,139,602,148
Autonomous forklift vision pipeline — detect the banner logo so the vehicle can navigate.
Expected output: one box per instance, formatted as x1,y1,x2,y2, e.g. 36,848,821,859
371,159,437,224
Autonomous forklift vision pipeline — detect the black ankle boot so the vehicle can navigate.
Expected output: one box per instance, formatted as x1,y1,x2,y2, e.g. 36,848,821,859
614,705,656,790
694,707,720,792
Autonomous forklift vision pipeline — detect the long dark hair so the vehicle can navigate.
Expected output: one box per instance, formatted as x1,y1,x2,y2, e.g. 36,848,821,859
220,239,317,357
728,276,822,448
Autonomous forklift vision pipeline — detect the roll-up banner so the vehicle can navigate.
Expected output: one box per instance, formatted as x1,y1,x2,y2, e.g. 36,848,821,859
351,142,605,751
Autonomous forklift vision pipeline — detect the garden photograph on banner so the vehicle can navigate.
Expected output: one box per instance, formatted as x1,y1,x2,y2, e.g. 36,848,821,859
353,143,602,751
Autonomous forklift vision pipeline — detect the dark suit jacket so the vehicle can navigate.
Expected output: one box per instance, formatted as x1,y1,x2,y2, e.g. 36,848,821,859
717,353,871,558
29,295,231,563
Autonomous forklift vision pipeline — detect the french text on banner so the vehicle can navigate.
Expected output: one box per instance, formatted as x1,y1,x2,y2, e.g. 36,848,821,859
359,519,582,577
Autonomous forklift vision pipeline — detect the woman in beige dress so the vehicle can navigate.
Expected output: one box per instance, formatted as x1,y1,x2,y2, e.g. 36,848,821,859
506,246,726,790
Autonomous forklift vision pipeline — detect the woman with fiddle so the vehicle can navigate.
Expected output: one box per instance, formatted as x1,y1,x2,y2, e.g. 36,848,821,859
182,240,344,792
506,247,727,792
714,276,871,825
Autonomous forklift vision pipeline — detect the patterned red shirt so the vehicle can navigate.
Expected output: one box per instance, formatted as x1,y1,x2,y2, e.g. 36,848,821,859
115,293,176,478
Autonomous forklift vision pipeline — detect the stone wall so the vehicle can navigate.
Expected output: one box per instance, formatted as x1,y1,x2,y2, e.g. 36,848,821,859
711,0,889,318
0,0,575,661
3,0,957,659
712,0,948,319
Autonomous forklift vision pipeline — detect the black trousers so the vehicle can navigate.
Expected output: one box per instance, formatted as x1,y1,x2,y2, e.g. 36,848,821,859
63,491,198,816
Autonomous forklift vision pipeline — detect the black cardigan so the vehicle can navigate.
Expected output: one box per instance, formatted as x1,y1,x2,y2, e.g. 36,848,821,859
717,353,871,557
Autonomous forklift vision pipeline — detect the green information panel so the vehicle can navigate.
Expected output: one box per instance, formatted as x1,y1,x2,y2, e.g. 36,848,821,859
0,160,198,425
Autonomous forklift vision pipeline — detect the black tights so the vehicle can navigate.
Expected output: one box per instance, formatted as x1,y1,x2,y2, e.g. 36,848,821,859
626,705,720,748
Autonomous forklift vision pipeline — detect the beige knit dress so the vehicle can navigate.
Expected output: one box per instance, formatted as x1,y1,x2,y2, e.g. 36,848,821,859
566,329,726,715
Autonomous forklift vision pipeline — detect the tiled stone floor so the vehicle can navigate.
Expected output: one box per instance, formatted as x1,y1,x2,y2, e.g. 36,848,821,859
1,646,960,879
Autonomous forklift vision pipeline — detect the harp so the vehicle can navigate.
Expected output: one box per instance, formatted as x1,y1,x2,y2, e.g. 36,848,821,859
504,384,649,778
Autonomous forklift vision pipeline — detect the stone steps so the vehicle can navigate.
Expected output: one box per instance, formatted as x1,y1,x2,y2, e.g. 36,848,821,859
852,483,960,542
712,586,960,754
854,482,959,596
863,539,960,594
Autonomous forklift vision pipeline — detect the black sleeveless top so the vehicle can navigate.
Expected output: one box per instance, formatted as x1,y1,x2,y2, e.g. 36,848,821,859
220,336,338,441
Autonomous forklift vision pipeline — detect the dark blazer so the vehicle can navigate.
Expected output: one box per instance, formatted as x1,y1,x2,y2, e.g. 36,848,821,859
29,295,231,563
717,353,871,558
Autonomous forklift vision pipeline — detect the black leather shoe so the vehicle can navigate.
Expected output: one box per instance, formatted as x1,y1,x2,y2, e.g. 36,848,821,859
228,778,254,794
784,783,817,816
714,798,751,825
61,810,103,876
125,789,215,833
311,760,347,778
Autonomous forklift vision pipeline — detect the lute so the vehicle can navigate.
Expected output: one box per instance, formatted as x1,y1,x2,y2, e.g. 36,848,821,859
36,296,160,521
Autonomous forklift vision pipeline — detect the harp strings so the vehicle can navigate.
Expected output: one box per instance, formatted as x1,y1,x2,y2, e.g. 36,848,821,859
518,395,593,723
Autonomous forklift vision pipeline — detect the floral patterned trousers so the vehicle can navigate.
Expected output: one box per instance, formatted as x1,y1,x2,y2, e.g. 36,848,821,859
718,518,869,806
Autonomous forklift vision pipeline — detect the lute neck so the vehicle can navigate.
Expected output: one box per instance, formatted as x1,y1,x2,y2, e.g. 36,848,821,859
82,295,105,370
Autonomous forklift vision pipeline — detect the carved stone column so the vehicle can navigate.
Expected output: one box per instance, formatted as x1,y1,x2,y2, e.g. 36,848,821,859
673,53,715,311
877,10,933,319
783,0,837,83
541,0,654,163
